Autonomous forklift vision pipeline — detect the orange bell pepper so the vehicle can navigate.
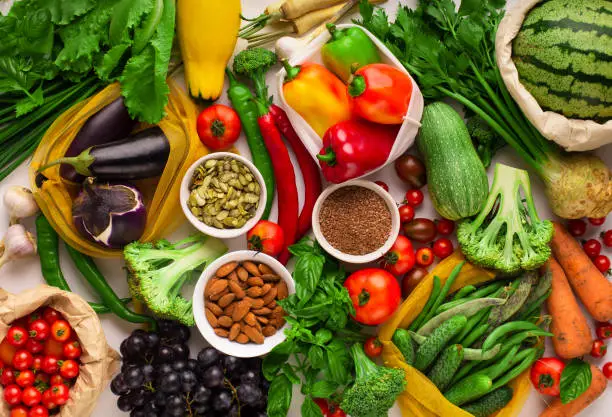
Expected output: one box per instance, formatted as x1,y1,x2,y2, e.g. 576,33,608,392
282,60,352,138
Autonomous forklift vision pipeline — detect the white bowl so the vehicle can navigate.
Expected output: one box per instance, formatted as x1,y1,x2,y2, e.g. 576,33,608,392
311,180,400,264
180,153,267,239
275,23,424,182
192,250,295,358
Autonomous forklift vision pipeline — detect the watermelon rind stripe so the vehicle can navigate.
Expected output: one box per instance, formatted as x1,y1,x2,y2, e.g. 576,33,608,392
514,29,611,59
521,17,612,37
523,1,612,29
513,54,611,87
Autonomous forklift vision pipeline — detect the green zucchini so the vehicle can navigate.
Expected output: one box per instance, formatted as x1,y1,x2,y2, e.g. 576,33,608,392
417,102,489,221
444,374,493,406
461,386,513,417
392,329,416,366
427,344,463,391
414,315,467,371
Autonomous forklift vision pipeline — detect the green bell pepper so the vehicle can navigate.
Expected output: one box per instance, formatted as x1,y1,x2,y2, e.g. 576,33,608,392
321,24,381,82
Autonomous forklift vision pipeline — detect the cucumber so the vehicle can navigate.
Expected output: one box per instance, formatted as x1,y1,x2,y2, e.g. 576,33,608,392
392,329,416,366
417,102,489,220
444,374,493,406
461,386,513,417
414,315,467,371
427,344,463,391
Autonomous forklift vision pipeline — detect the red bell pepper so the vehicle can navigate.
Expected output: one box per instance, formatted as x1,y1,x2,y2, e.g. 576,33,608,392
316,120,398,183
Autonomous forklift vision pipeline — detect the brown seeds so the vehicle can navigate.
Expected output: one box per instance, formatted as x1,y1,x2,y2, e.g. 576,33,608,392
216,262,238,277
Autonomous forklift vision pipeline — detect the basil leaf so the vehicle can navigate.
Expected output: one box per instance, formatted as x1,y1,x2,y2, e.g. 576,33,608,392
301,396,323,417
310,380,337,399
294,251,325,305
263,341,295,381
326,340,351,385
308,345,326,370
267,375,293,417
560,359,592,404
282,364,301,385
315,329,333,345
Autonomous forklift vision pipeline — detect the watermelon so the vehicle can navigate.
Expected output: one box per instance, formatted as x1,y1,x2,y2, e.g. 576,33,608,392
512,0,612,123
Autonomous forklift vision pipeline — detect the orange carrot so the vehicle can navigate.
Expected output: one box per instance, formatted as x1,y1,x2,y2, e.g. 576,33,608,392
550,222,612,322
540,364,607,417
544,259,593,358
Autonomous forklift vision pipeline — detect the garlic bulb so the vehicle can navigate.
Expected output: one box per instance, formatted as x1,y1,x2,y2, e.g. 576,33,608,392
3,186,39,224
0,224,37,269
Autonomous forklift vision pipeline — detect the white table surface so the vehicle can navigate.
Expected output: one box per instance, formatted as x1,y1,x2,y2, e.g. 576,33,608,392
1,0,610,416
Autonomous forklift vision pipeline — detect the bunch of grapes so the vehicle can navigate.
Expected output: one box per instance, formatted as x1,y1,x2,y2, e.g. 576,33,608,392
110,321,269,416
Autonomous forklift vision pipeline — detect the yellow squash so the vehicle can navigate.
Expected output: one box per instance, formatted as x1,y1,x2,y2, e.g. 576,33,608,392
177,0,241,100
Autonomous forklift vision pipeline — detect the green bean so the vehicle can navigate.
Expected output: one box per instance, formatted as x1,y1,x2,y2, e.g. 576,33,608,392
513,268,552,319
453,307,491,345
461,323,490,348
464,281,505,301
422,262,466,324
515,289,552,322
409,275,441,331
493,329,553,359
474,345,519,380
451,285,477,301
482,321,544,351
450,360,480,386
491,348,543,390
463,344,502,361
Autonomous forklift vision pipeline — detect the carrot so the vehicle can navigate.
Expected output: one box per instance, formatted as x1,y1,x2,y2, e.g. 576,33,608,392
550,221,612,322
544,259,593,358
540,364,607,417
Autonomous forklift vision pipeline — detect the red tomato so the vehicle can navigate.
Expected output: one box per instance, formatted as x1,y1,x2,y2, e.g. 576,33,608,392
344,268,401,325
363,337,383,358
31,356,43,373
602,230,612,247
596,322,612,339
246,220,285,257
50,321,71,343
42,339,63,358
16,370,35,388
591,339,608,358
22,386,42,407
348,63,412,124
34,373,49,386
25,339,43,355
594,255,611,274
4,384,22,406
29,406,49,417
435,219,455,235
603,362,612,380
196,104,241,150
403,218,437,243
62,341,82,360
41,356,59,375
374,181,389,192
314,398,330,416
12,350,33,371
588,217,606,226
415,247,434,267
583,239,602,259
49,383,69,406
59,360,79,379
530,357,565,396
1,367,16,386
404,189,424,207
381,235,415,276
10,406,28,417
7,326,28,348
28,320,50,342
41,389,57,410
432,238,454,259
42,308,62,326
398,204,415,224
0,339,17,365
329,404,347,417
49,375,66,386
566,219,586,237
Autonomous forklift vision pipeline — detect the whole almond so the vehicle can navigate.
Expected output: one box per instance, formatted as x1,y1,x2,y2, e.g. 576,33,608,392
257,316,269,325
260,283,272,296
204,278,217,298
243,325,264,344
247,287,263,298
266,300,277,309
205,309,218,327
258,263,274,275
252,307,272,315
236,333,250,344
277,317,286,328
272,306,285,322
236,266,249,281
216,262,238,277
232,300,251,322
254,320,262,332
276,281,289,300
228,281,246,299
218,293,236,308
263,326,277,337
228,271,239,283
207,279,228,298
244,312,257,326
247,277,264,287
217,316,233,328
223,303,236,316
250,298,265,309
206,302,223,316
229,323,240,341
243,261,261,276
261,274,280,282
214,328,229,337
210,288,229,301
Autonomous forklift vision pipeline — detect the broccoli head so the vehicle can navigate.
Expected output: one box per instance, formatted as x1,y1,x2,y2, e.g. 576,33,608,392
457,163,553,274
232,48,277,102
340,343,406,417
467,115,505,168
124,235,227,326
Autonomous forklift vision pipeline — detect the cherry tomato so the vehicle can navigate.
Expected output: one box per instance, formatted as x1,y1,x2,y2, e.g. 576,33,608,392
588,217,606,226
364,337,383,358
50,321,71,343
344,268,401,326
1,367,16,386
28,320,50,342
435,218,455,235
581,239,601,259
34,373,49,387
41,356,59,375
602,230,612,247
41,389,57,410
591,339,608,358
29,406,49,417
403,218,436,243
22,385,42,407
0,338,17,365
4,384,22,406
49,383,69,406
567,219,586,237
416,247,434,267
329,404,347,417
196,104,241,150
25,339,43,355
596,322,612,339
42,308,62,326
16,370,35,388
59,360,79,379
10,406,28,417
62,341,82,360
432,238,454,259
381,235,415,276
530,357,565,396
246,220,285,257
374,181,389,192
12,350,33,371
405,189,424,207
594,255,611,274
31,356,43,373
314,398,330,416
7,326,28,348
394,154,426,189
398,204,415,224
603,362,612,380
49,375,66,386
42,339,63,358
401,267,428,298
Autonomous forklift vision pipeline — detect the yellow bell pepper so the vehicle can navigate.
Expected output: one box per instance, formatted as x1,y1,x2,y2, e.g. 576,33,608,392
177,0,241,100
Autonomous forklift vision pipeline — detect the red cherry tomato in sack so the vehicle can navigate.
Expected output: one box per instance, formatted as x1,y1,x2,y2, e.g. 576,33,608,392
567,219,586,237
344,268,401,326
28,320,50,342
433,238,454,259
246,220,285,257
529,357,565,396
41,389,57,410
1,367,16,386
50,383,69,406
12,350,33,371
404,189,424,207
374,181,389,192
4,384,22,405
594,255,611,274
16,369,35,387
582,239,602,259
0,338,17,365
41,356,59,375
29,406,49,417
10,406,28,417
588,216,606,226
43,339,63,358
596,322,612,339
50,321,71,343
22,385,42,407
62,341,82,360
416,247,434,267
7,326,28,348
398,204,415,224
363,337,383,358
435,219,455,235
32,356,43,372
25,339,43,355
381,235,415,276
591,339,607,358
196,104,241,150
42,308,62,326
602,230,612,247
603,362,612,380
49,375,66,386
59,360,79,379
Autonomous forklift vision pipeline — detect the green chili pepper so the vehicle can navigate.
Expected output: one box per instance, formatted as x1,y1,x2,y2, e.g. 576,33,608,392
320,24,381,83
226,68,274,219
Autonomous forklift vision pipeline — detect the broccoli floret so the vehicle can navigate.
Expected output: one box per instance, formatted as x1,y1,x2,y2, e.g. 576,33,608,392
124,235,227,326
457,163,553,274
467,115,505,168
232,48,277,102
340,343,406,417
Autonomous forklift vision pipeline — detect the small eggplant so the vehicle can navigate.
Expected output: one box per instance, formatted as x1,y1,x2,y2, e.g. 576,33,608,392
73,179,146,249
39,127,170,181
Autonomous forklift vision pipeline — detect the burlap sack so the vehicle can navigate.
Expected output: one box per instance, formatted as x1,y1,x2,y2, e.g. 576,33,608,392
496,0,612,151
0,285,120,417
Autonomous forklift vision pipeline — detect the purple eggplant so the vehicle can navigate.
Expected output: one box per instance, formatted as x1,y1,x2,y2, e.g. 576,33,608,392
39,127,169,181
62,97,136,183
73,179,146,249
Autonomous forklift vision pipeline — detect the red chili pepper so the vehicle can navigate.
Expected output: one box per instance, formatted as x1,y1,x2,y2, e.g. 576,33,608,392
255,101,299,265
317,120,398,183
269,104,322,239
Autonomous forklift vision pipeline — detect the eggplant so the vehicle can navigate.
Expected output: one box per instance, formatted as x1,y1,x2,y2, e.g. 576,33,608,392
62,97,136,183
39,127,170,180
